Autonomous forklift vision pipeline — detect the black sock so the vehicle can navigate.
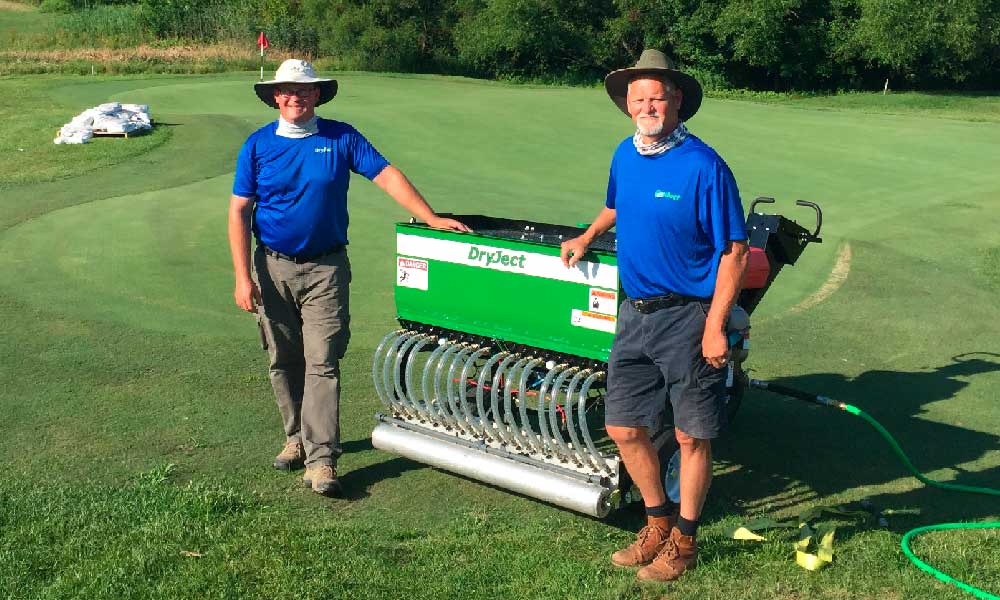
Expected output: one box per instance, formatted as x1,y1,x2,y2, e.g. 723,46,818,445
677,516,699,537
646,501,678,519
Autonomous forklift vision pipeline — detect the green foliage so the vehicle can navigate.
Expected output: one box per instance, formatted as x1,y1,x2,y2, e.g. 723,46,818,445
55,3,149,46
38,0,131,12
38,0,77,13
7,0,1000,91
595,0,725,79
837,0,1000,86
710,0,875,90
453,0,611,79
302,0,459,72
129,0,318,53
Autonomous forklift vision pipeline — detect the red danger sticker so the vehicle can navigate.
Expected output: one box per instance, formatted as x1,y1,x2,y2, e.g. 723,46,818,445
398,258,428,270
397,257,429,290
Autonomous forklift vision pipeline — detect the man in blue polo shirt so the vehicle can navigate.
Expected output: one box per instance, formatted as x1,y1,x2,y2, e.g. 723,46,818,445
228,59,469,497
561,50,748,582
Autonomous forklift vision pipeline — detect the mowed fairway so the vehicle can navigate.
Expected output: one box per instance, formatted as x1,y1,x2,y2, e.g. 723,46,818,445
1,73,999,599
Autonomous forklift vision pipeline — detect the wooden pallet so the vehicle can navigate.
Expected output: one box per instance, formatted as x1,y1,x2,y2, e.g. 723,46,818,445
54,122,153,140
93,129,133,138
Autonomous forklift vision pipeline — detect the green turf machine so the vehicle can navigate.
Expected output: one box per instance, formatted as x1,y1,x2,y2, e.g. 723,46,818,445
372,201,822,517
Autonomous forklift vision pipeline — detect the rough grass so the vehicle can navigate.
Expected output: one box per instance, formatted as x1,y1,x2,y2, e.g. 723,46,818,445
0,77,170,187
0,45,287,75
0,0,32,10
0,74,998,599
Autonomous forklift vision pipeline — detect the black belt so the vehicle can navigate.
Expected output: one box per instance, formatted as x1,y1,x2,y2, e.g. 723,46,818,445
628,293,710,314
259,243,344,264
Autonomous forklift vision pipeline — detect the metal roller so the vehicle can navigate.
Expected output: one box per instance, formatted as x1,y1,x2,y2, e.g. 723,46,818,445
373,420,613,518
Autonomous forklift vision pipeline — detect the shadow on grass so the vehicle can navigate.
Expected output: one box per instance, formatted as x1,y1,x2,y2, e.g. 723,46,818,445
341,438,374,455
339,436,426,501
711,354,1000,527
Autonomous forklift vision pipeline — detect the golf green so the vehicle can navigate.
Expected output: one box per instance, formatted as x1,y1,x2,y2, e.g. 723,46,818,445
1,73,998,600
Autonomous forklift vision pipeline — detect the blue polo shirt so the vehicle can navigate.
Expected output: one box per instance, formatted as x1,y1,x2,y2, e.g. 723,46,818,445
606,134,747,299
232,118,390,256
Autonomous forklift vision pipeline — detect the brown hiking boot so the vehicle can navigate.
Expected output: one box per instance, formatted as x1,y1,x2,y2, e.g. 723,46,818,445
273,440,305,471
303,464,342,497
636,527,698,582
611,514,676,567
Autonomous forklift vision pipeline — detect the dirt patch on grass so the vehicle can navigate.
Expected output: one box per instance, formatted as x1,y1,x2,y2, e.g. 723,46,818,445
0,44,294,62
0,1,33,11
790,241,852,313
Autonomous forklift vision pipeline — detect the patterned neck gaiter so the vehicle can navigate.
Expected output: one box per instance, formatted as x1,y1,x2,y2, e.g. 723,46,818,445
632,122,689,156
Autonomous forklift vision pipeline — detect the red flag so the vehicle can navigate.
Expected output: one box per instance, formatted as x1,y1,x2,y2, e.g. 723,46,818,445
257,32,269,51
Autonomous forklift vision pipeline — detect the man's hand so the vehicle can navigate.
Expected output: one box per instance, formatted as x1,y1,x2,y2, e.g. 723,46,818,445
234,277,262,313
426,215,472,232
702,326,730,370
560,236,589,268
560,207,615,268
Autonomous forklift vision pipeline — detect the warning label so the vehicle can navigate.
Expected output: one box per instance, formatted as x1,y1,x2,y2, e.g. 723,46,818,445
571,309,617,334
588,288,618,316
397,257,428,290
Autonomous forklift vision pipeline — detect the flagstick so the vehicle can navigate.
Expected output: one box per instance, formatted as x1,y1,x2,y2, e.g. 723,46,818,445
260,44,264,81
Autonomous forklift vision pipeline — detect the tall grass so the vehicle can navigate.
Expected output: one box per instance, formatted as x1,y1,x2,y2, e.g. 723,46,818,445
2,1,318,54
55,3,148,47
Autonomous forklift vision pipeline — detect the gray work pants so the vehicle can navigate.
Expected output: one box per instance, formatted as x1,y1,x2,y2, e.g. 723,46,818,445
253,246,351,467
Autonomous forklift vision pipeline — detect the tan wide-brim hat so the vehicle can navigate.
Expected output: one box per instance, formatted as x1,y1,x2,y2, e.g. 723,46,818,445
604,49,703,122
254,59,338,109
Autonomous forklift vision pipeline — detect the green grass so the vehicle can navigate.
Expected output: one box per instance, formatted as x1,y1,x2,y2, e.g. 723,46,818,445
1,73,998,599
778,91,1000,123
0,1,57,50
0,77,172,187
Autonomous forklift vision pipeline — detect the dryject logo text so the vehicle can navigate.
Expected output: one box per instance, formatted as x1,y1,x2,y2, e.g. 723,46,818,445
467,246,526,269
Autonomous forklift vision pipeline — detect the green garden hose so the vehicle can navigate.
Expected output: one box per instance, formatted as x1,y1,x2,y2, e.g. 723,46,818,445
902,523,1000,600
749,379,1000,599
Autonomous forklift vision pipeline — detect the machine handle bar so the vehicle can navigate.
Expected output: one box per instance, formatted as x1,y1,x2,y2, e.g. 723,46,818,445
749,196,774,215
795,200,823,239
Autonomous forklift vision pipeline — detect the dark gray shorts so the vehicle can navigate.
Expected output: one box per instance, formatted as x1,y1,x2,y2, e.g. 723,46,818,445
604,299,727,439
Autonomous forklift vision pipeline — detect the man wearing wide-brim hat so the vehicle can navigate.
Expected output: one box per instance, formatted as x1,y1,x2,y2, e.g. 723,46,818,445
228,59,469,497
561,49,749,582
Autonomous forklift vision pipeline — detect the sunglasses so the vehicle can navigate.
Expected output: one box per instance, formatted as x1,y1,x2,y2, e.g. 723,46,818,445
275,86,318,98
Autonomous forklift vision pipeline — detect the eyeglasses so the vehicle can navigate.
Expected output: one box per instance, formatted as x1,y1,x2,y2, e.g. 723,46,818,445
275,86,317,98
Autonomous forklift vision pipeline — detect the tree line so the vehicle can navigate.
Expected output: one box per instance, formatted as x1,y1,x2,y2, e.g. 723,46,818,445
32,0,1000,91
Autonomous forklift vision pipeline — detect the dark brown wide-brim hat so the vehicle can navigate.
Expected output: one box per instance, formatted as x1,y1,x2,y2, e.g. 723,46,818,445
604,49,703,122
254,59,338,109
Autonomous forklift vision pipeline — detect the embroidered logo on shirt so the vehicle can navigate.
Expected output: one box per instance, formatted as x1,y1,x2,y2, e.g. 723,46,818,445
314,147,332,153
654,190,681,201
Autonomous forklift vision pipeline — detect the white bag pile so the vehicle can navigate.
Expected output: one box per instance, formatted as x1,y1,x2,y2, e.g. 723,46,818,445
54,102,153,145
